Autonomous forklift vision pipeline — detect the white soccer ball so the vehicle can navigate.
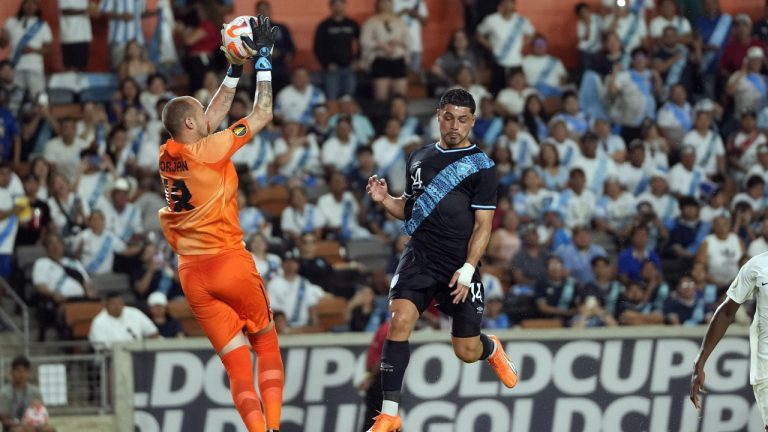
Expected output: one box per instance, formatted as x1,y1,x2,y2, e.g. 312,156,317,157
223,16,255,61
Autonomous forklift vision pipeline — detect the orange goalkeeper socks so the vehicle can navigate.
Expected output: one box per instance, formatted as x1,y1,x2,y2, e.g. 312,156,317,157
249,327,284,430
221,346,265,432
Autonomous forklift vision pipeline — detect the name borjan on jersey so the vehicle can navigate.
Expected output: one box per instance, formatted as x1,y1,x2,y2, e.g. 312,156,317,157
159,160,189,173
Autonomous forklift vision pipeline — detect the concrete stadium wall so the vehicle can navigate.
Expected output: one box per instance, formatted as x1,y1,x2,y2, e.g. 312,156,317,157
1,0,765,75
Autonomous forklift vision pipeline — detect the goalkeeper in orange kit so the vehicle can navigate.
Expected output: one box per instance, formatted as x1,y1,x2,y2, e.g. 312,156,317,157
157,16,282,432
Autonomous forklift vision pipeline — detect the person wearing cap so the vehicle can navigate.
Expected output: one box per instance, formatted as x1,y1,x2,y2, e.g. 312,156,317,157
637,169,679,227
729,109,767,178
668,145,709,198
727,46,768,120
88,292,159,350
681,105,725,177
649,0,692,44
102,177,144,244
273,117,323,180
147,291,183,338
721,13,766,75
607,47,663,141
521,33,568,99
602,0,648,54
572,131,618,195
266,250,327,329
274,66,327,127
657,84,693,141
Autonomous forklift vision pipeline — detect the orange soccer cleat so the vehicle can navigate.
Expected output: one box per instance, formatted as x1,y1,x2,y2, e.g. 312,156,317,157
487,335,518,388
367,412,402,432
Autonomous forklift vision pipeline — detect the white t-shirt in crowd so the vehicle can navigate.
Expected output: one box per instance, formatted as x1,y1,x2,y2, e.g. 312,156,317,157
316,192,371,238
477,12,535,67
58,0,93,43
267,275,325,327
668,163,708,197
372,136,417,194
681,130,725,176
603,12,647,54
74,228,127,274
393,0,428,53
230,136,274,181
32,256,88,298
748,237,768,258
101,202,144,242
705,233,742,287
578,14,603,53
0,188,19,254
275,85,327,125
522,55,567,89
496,87,536,116
3,17,52,72
280,205,326,238
321,136,359,172
273,136,322,177
497,131,539,171
649,15,692,38
637,191,680,222
43,137,90,179
88,306,158,349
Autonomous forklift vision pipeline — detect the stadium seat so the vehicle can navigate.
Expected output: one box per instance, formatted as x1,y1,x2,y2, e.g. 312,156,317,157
314,296,348,331
15,245,46,269
520,318,563,329
256,185,291,218
167,298,206,337
49,104,83,120
314,240,345,265
346,238,391,272
79,73,119,104
63,301,103,339
90,273,131,295
47,88,76,105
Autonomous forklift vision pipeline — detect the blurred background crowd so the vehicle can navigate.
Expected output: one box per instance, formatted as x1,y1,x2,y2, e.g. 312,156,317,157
1,0,768,353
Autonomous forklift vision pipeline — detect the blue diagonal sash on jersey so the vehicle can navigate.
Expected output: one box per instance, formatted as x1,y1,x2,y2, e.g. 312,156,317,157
662,195,676,229
340,199,352,240
667,103,692,131
496,16,525,63
88,171,108,209
630,70,656,121
664,48,688,96
251,139,268,172
296,146,311,171
535,117,547,141
303,206,315,233
686,221,712,254
290,278,307,325
483,118,503,145
560,144,574,167
698,133,717,170
86,234,114,273
534,57,562,98
403,153,495,236
621,13,641,48
300,88,324,125
701,14,732,73
95,124,107,154
0,215,17,246
121,207,137,241
634,174,650,195
590,155,608,193
605,281,622,314
688,169,702,197
399,117,419,141
579,71,609,121
518,139,529,168
149,2,163,64
380,148,405,179
561,114,588,136
131,129,145,157
557,278,575,310
747,73,767,101
11,20,44,66
686,296,705,325
631,0,644,14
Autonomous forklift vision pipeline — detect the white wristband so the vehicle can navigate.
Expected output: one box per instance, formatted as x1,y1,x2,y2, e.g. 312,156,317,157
456,262,475,287
222,76,239,88
256,71,272,82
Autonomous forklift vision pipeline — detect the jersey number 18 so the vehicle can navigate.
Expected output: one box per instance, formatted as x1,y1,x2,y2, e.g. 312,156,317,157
162,179,195,212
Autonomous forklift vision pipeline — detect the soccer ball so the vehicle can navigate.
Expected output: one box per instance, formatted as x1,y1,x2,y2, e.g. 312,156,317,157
223,16,255,61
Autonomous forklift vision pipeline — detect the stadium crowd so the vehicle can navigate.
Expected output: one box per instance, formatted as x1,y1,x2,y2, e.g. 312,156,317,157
0,0,767,353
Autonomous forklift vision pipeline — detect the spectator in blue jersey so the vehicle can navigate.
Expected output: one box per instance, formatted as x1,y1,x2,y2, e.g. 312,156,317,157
696,0,732,97
98,0,157,69
615,280,665,326
275,67,327,127
657,84,693,145
665,197,707,260
313,0,360,101
555,226,607,285
618,223,663,284
472,97,504,149
255,1,296,92
535,256,578,325
579,256,624,317
0,92,20,163
663,276,707,325
0,0,53,98
652,26,695,99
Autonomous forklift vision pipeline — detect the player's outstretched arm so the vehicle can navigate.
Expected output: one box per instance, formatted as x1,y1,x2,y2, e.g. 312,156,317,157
690,298,741,409
367,175,406,220
205,25,248,129
242,15,279,133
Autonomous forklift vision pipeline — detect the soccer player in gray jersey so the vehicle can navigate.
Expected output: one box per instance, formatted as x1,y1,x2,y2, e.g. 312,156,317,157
365,89,518,431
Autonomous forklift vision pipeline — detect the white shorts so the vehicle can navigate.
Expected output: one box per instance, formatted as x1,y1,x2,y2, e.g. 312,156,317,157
753,380,768,426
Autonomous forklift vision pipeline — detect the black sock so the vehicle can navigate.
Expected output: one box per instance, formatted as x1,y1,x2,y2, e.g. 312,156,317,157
478,334,495,361
380,339,410,403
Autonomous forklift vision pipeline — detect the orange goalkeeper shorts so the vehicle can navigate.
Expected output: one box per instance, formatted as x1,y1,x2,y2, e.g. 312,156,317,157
178,248,272,353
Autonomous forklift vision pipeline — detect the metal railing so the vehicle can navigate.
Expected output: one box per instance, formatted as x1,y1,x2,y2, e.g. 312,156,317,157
0,341,113,416
0,277,29,356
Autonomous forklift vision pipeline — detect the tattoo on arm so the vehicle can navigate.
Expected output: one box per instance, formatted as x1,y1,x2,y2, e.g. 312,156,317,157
256,81,272,113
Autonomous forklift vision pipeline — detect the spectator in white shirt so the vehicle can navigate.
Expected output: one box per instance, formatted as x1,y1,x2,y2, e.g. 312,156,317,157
668,145,709,198
372,117,419,194
393,0,428,75
681,107,725,177
0,0,53,97
59,0,93,71
43,118,90,180
32,232,93,304
275,66,327,126
74,209,132,275
88,292,159,349
451,65,491,109
321,115,360,173
554,91,590,140
274,119,322,180
0,163,21,279
545,118,580,170
280,186,325,244
476,0,535,92
47,173,89,237
649,0,692,44
594,177,638,236
640,123,670,170
620,140,654,195
522,34,568,99
98,0,155,68
248,233,283,283
726,46,768,121
729,109,767,181
316,171,371,241
747,216,768,257
330,95,376,145
602,2,647,54
495,67,536,117
606,48,662,137
747,144,768,185
496,115,538,173
637,170,680,226
267,252,326,329
572,132,618,194
576,2,602,72
76,150,116,211
657,84,693,144
558,168,597,229
592,117,627,162
101,177,143,244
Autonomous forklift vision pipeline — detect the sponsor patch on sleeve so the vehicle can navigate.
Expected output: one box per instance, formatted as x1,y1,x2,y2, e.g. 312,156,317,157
233,125,247,137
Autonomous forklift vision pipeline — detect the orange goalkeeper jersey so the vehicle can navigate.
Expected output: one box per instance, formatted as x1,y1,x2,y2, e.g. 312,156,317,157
158,120,252,255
